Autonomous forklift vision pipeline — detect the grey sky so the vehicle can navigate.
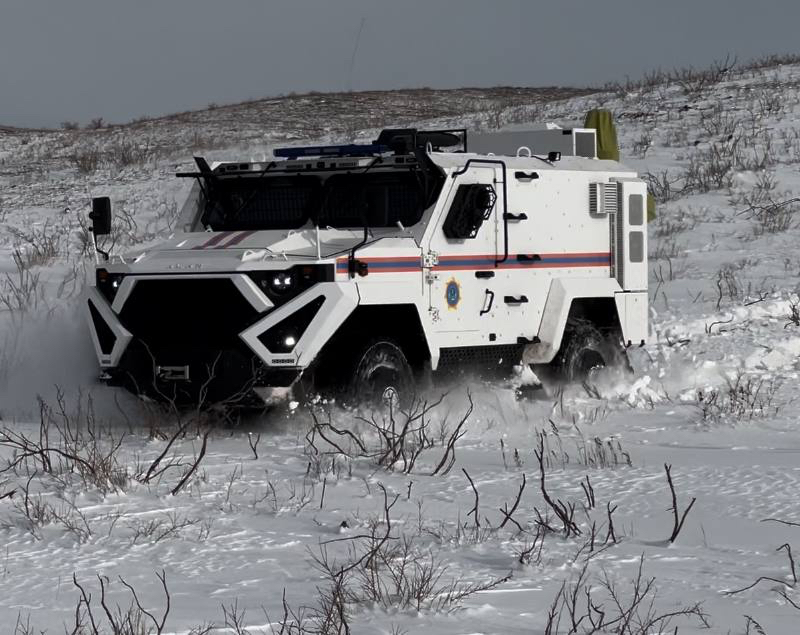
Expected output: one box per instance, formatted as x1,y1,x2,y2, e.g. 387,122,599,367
2,0,799,128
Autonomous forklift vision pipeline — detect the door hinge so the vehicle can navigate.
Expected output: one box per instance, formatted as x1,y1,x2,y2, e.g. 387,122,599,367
423,251,439,268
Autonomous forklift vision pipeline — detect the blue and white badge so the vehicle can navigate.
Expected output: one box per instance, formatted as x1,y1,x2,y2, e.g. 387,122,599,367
445,278,461,310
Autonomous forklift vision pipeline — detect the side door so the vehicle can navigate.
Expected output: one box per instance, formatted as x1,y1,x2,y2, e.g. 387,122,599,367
424,165,503,349
496,170,553,343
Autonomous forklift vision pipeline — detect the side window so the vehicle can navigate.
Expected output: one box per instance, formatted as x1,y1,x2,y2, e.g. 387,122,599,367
442,184,496,239
628,194,644,226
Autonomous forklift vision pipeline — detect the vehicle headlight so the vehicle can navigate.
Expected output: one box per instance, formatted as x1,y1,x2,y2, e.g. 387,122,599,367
96,269,125,303
247,265,334,306
269,272,294,294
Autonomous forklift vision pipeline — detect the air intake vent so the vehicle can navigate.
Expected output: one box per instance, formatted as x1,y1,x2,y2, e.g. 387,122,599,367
589,182,619,216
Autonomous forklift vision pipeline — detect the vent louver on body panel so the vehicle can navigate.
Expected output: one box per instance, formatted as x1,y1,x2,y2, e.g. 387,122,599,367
605,183,624,287
588,182,619,216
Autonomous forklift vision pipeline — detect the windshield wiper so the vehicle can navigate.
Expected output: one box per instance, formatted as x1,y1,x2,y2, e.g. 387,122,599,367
192,157,239,227
224,160,278,224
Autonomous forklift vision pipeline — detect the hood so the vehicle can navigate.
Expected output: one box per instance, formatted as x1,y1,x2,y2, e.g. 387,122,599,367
111,228,392,273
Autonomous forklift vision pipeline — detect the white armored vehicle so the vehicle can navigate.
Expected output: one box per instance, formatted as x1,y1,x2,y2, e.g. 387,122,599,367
85,126,648,407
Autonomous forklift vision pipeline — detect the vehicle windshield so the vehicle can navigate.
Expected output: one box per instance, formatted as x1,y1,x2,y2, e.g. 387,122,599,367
201,170,433,232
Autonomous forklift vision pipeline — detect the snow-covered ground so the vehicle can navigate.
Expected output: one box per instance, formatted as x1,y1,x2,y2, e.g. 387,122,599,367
2,64,800,633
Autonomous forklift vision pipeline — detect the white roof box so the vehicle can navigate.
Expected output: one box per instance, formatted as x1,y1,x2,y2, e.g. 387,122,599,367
469,127,597,159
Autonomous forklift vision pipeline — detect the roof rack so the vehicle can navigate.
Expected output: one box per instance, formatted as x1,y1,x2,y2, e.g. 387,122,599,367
273,143,389,159
374,128,467,154
272,128,468,160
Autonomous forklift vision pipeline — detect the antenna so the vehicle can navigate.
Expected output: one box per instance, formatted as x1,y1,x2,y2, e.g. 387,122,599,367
346,17,366,92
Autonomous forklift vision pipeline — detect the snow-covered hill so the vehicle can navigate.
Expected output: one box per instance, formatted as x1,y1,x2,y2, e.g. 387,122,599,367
2,61,800,633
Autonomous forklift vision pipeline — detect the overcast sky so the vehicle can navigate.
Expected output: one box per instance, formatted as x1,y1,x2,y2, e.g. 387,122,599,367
2,0,799,128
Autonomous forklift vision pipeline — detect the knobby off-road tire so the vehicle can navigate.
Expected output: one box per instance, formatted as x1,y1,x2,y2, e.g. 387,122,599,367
555,319,630,383
348,339,415,409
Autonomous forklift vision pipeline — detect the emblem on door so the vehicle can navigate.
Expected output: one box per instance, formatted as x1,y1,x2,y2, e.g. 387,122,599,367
445,278,461,310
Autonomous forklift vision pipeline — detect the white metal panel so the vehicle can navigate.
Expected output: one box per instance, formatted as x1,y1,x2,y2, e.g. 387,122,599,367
239,282,358,368
424,164,503,348
614,180,649,291
84,287,133,367
614,291,649,346
522,277,621,364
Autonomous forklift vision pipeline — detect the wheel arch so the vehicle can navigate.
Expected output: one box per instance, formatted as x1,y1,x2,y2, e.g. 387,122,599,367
308,303,431,388
523,278,624,365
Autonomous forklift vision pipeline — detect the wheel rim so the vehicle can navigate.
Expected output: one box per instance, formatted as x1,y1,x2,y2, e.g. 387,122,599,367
381,386,401,409
574,349,606,381
354,343,411,407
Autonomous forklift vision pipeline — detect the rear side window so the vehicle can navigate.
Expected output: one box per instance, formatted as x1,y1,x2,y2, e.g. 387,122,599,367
442,184,497,239
629,194,644,226
629,231,644,263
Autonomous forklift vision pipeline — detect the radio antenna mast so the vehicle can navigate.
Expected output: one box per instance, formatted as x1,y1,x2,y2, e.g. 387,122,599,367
346,17,366,92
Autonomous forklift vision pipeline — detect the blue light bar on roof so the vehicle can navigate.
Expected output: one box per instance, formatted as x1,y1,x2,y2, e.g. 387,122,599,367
273,143,389,159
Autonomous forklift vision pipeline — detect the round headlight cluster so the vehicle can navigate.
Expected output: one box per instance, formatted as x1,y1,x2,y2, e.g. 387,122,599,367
269,272,294,294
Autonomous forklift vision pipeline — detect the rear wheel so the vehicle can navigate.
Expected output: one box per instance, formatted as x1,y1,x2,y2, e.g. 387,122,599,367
349,339,415,408
555,319,629,383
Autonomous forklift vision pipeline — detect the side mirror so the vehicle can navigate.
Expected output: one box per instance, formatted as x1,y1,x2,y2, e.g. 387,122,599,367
90,197,112,236
547,151,562,162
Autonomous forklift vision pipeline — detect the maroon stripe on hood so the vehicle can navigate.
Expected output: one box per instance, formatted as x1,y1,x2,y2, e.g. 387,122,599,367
192,231,234,249
214,230,258,249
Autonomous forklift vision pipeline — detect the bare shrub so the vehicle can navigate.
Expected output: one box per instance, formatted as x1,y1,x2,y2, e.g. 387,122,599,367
649,235,684,261
7,473,93,542
109,140,156,170
652,206,700,238
714,264,743,308
787,298,800,328
574,432,631,469
754,90,785,119
696,372,781,424
87,117,105,129
61,120,80,131
304,394,472,477
7,220,62,267
699,103,741,138
71,146,102,174
643,170,685,203
274,484,510,633
673,54,736,98
663,463,696,543
543,555,709,633
743,52,800,70
0,252,43,317
739,196,800,236
683,141,735,192
71,570,171,634
0,389,129,494
127,511,205,545
630,131,652,158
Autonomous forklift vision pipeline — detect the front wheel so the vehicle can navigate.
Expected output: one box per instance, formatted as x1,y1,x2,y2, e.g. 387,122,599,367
349,339,415,408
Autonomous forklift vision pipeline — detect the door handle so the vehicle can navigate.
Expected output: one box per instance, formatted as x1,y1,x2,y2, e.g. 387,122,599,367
514,171,539,181
504,295,528,305
475,270,495,279
504,212,528,221
516,253,541,262
480,290,495,315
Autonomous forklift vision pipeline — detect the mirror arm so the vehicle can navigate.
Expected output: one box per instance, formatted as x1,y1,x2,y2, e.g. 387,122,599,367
90,226,109,262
